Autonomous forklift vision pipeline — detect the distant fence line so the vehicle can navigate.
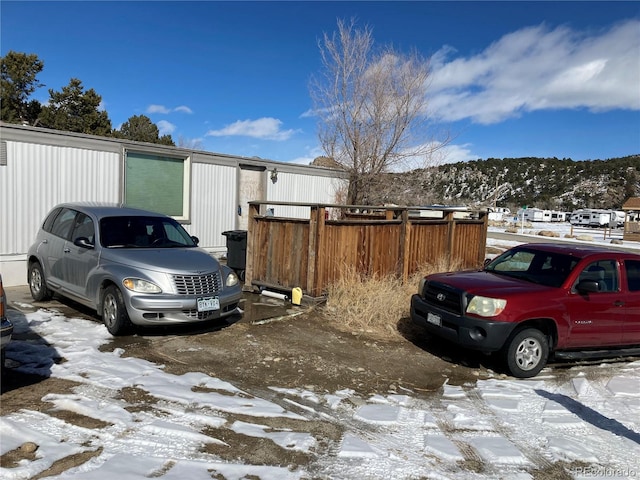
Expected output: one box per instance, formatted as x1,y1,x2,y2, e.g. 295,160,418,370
569,225,623,242
245,202,488,297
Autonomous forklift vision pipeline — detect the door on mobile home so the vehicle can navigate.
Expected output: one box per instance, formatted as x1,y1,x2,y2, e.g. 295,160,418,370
237,164,266,230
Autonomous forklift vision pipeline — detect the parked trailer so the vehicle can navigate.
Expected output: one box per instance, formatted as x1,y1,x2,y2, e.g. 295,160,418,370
517,208,549,222
549,211,568,222
569,209,616,227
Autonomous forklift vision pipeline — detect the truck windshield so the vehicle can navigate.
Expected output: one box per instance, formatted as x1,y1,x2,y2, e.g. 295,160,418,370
485,249,578,288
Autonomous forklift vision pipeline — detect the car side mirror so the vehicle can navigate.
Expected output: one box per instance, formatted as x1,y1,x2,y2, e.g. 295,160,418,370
191,235,199,246
74,237,94,249
576,279,599,293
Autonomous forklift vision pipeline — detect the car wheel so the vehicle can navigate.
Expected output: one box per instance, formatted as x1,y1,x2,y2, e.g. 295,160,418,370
29,262,53,301
503,328,549,378
102,285,132,336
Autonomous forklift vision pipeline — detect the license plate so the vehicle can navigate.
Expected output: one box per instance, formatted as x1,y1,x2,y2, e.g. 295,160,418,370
197,296,220,312
427,312,441,327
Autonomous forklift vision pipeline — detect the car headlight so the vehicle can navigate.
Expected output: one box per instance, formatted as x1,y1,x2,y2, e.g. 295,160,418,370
226,271,239,287
122,278,162,294
466,295,506,317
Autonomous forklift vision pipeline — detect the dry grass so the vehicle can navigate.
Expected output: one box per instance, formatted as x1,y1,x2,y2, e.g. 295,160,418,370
322,258,463,342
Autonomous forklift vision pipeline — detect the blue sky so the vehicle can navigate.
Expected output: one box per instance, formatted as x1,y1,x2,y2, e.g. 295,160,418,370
2,1,639,167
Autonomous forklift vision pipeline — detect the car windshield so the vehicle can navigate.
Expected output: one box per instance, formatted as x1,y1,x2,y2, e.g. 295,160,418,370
484,248,579,288
100,216,197,248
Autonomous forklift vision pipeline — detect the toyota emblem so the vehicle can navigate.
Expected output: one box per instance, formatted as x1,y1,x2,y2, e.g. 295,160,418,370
436,293,446,302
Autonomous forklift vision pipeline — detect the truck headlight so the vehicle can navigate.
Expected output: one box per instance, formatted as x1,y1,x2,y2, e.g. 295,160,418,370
123,278,162,294
466,295,506,317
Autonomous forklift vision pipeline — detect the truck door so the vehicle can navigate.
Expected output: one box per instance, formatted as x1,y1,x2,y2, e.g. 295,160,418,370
623,259,640,344
563,259,624,347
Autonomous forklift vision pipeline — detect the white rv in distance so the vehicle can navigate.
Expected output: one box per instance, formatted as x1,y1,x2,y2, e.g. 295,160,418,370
517,208,550,222
569,209,617,228
517,208,570,223
550,211,568,222
487,207,511,221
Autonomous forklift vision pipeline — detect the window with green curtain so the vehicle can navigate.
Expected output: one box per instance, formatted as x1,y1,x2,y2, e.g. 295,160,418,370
124,151,186,217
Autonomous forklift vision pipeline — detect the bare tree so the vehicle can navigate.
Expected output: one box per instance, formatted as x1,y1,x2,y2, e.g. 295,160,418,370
309,19,448,205
177,136,204,150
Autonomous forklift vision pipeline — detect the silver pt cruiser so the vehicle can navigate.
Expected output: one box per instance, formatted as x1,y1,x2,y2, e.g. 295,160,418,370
27,203,243,335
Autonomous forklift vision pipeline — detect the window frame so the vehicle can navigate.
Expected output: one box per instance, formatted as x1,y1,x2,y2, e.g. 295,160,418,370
123,149,191,221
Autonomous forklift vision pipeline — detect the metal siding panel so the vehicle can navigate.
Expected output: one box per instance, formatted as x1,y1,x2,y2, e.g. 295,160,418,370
190,163,237,249
0,141,119,256
58,147,120,203
267,172,346,219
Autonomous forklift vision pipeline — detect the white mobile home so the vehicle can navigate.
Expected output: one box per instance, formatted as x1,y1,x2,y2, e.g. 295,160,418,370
0,123,348,286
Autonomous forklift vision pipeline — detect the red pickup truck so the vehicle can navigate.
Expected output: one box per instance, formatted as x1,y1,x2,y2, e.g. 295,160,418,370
410,243,640,377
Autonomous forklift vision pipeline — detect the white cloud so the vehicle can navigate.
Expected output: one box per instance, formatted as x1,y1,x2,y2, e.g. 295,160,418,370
391,142,478,172
174,105,193,114
147,104,171,114
206,117,298,141
286,145,325,165
147,105,193,114
429,19,640,124
157,120,176,135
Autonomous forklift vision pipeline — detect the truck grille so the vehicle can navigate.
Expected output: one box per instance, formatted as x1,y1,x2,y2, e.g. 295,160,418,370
423,281,464,315
173,273,221,295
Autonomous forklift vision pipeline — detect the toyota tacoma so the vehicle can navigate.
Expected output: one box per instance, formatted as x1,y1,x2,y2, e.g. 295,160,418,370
410,243,640,377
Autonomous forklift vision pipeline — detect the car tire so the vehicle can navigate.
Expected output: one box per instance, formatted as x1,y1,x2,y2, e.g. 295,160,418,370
28,262,53,301
503,328,549,378
102,285,132,336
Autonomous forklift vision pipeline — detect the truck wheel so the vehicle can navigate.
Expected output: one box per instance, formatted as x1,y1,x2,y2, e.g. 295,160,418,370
102,285,132,336
28,262,53,301
503,328,549,378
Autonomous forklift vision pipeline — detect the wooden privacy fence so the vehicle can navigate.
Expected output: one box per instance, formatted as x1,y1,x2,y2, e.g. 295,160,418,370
245,201,488,297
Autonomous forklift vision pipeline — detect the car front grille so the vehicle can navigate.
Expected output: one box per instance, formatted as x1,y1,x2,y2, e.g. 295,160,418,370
173,273,221,295
423,281,464,315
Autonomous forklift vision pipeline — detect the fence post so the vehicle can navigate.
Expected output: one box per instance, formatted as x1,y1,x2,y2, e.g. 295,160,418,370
245,202,260,288
479,211,488,266
400,209,411,283
445,210,455,268
306,205,324,297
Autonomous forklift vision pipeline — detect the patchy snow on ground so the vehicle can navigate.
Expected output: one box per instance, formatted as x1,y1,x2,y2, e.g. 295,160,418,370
2,306,640,480
2,227,640,479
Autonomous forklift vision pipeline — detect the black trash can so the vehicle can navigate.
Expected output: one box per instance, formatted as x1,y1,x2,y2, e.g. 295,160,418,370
222,230,247,280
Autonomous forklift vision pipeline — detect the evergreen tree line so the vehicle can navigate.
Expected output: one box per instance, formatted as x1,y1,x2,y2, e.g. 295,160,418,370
1,51,174,145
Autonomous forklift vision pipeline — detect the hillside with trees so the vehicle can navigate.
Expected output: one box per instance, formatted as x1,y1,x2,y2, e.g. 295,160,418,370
366,156,640,211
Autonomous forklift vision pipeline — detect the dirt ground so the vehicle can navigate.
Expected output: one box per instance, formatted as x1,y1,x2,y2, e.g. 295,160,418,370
0,285,504,477
1,289,494,408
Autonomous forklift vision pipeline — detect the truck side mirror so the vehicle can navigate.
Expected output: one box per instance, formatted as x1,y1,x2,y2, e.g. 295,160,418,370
576,279,599,294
